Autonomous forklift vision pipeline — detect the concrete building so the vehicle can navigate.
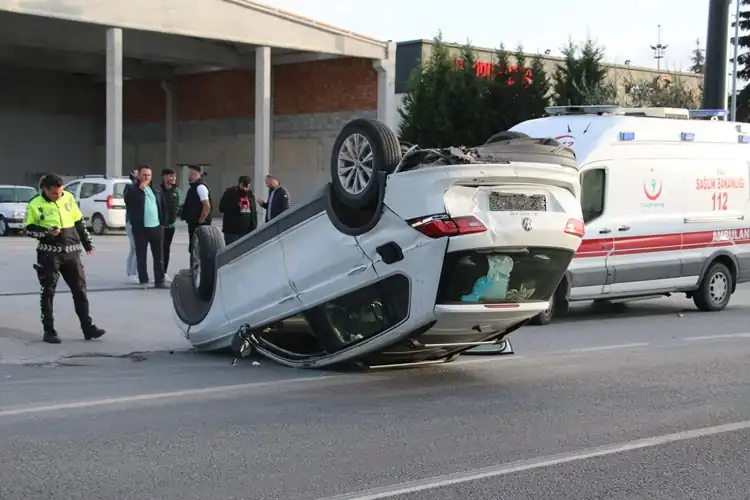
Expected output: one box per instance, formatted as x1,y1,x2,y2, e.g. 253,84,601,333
0,0,396,205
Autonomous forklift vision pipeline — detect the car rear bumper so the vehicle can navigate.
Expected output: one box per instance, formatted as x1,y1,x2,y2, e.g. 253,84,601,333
6,218,24,230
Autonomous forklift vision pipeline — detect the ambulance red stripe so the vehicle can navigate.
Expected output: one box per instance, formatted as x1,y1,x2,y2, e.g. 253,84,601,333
574,228,750,258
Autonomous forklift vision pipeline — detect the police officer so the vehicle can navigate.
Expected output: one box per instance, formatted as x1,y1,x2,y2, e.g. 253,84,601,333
24,174,106,344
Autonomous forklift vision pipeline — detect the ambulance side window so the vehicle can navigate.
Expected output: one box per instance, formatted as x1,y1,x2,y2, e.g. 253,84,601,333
580,169,606,224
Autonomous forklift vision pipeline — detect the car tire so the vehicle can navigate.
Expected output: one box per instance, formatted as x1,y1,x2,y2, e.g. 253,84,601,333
529,299,555,326
0,216,8,237
191,225,225,301
484,131,530,145
91,214,107,235
330,118,401,209
693,261,733,311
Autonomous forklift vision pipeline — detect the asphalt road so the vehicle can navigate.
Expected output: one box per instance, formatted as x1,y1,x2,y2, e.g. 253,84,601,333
1,293,749,500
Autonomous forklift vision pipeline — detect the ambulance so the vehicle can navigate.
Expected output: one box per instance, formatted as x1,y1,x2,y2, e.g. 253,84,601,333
509,105,750,325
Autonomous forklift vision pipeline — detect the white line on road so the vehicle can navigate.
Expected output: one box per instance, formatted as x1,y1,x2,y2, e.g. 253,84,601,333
568,342,651,353
682,333,750,342
315,419,750,500
0,374,339,418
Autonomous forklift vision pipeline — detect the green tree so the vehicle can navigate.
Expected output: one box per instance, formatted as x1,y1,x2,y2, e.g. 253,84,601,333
622,74,702,108
398,34,487,147
689,38,705,73
398,32,455,147
731,0,750,120
552,38,617,106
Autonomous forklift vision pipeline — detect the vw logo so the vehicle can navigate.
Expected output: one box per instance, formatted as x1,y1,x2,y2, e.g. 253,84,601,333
522,218,533,231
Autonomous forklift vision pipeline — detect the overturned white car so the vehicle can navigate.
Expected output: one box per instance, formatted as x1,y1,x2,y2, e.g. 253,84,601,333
170,119,584,369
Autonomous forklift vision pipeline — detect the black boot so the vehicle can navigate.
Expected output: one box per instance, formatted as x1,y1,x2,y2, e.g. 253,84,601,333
43,329,61,344
83,324,106,340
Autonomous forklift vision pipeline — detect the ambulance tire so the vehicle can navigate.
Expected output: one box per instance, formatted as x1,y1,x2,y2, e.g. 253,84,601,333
693,261,733,312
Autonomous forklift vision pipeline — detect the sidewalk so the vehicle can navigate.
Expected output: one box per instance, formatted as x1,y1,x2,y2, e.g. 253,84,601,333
0,234,194,365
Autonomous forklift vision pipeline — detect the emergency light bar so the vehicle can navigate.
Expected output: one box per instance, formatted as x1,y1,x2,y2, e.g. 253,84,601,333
545,105,623,116
688,109,729,121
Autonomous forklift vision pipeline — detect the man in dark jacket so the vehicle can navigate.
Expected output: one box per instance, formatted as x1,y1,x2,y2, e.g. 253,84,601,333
180,165,212,254
219,175,257,245
256,174,290,223
124,165,169,289
160,168,182,276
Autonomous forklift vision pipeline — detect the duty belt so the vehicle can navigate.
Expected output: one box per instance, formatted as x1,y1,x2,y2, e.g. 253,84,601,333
37,243,83,253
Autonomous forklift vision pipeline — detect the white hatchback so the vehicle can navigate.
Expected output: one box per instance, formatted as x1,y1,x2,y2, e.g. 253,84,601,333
170,119,585,370
63,175,130,235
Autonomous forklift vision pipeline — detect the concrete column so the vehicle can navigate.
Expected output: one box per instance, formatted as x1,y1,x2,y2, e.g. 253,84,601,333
373,41,398,134
105,27,123,177
254,45,272,224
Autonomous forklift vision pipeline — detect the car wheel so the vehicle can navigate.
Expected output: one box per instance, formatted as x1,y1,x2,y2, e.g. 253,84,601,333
191,225,225,301
693,262,733,311
529,299,555,326
484,131,529,145
330,118,401,209
91,214,107,235
0,216,8,237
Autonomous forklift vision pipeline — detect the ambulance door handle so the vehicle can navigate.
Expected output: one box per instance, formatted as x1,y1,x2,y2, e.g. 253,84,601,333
599,228,611,234
618,225,630,232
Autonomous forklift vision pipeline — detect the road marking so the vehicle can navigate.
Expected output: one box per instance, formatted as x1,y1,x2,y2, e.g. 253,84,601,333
568,342,650,353
454,355,525,366
315,419,750,500
0,374,339,418
682,333,750,342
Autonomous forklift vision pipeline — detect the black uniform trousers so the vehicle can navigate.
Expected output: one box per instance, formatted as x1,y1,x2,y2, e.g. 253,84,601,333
132,226,165,284
163,226,176,273
35,250,92,333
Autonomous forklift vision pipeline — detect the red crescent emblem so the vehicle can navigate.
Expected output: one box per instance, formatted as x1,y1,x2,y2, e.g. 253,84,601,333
643,183,662,201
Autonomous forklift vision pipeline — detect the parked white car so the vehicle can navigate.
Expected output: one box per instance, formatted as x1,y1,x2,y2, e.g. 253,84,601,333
63,175,130,235
0,184,38,236
170,119,585,369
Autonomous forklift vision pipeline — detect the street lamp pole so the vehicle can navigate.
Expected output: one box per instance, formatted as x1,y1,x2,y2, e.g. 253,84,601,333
731,0,741,121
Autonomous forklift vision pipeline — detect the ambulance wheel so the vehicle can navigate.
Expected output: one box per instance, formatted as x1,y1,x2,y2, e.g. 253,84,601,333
529,300,555,326
693,262,733,311
484,131,529,144
191,225,225,301
331,118,401,209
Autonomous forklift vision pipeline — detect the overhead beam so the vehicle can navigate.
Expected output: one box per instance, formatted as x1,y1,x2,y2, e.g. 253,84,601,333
0,11,247,66
0,45,174,78
0,0,389,59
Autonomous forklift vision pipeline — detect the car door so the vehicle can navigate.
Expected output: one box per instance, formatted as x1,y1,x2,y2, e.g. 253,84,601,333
280,210,378,309
568,165,613,300
78,181,104,222
354,206,449,316
605,159,683,296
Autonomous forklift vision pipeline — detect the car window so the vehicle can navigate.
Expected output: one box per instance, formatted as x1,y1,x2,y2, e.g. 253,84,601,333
0,187,37,203
64,182,81,196
80,182,106,199
437,248,575,304
580,168,607,224
112,182,130,198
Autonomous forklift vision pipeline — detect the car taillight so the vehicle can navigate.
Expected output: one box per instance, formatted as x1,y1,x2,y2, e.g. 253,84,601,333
409,214,487,238
106,195,113,209
564,218,585,238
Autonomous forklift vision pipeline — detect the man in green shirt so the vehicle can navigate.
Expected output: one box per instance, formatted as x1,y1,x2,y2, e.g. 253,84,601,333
124,165,169,289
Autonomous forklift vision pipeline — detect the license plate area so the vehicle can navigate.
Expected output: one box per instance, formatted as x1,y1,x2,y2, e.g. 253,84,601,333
489,192,547,212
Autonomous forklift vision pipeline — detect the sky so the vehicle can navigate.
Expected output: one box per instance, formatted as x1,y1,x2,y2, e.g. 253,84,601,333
262,0,726,72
